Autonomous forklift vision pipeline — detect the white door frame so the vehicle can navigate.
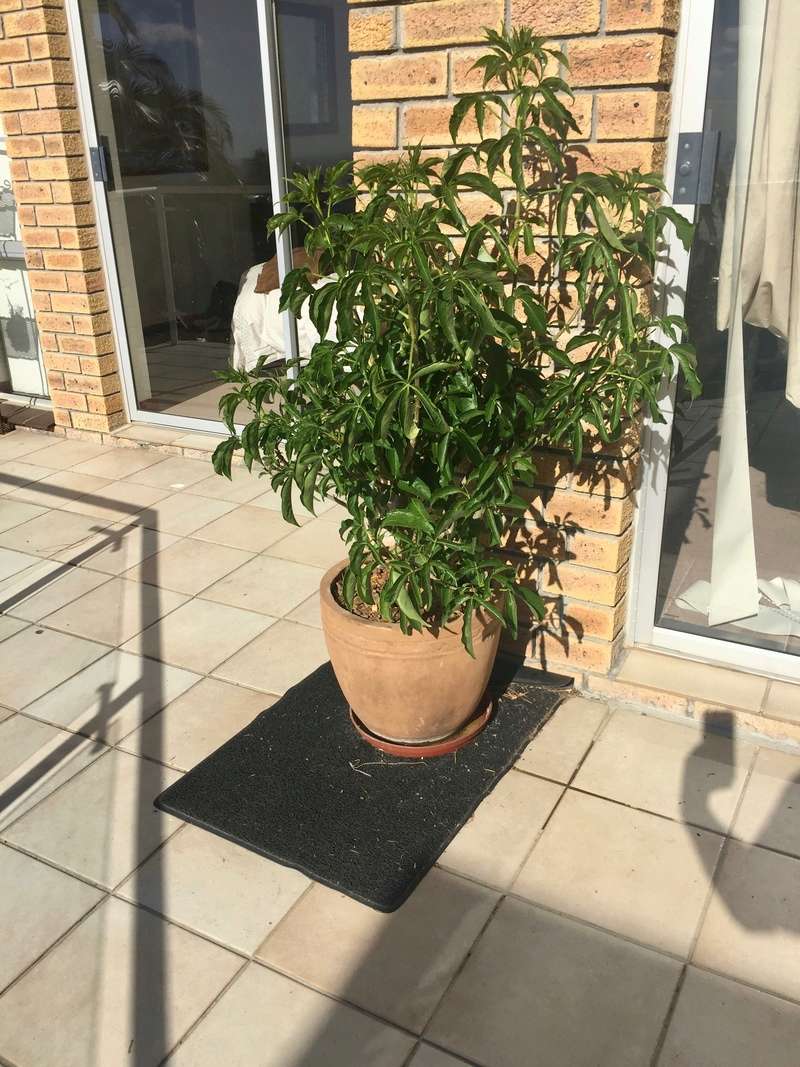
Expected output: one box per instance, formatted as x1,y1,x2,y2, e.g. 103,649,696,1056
64,0,299,435
629,0,800,682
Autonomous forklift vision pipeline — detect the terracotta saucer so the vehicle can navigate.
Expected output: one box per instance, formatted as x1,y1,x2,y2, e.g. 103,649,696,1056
349,694,494,758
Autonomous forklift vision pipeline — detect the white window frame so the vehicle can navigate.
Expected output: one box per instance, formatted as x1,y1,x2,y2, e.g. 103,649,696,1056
628,0,800,682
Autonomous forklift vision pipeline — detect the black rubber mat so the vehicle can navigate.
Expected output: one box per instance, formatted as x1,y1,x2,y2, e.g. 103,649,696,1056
155,658,567,911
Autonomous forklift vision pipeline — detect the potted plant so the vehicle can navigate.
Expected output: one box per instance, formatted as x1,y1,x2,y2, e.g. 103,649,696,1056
213,29,698,748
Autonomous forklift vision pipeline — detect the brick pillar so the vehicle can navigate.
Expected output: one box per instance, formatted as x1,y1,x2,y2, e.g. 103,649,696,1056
0,0,126,434
349,0,681,678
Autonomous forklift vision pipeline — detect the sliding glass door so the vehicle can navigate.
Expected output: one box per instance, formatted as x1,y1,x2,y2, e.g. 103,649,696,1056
72,0,350,426
635,0,800,670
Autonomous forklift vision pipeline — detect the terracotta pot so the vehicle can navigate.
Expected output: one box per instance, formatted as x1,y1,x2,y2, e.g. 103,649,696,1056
319,560,502,743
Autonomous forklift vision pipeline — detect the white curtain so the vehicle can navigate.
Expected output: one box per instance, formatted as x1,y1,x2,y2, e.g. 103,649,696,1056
688,0,800,629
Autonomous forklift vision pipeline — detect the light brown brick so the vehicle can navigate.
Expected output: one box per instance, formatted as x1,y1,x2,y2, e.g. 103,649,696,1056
568,34,675,88
352,104,397,148
403,100,500,146
450,47,502,94
24,248,43,268
27,154,86,179
12,58,72,85
0,1,24,11
63,370,119,394
50,289,106,313
571,454,638,497
20,223,58,246
2,112,22,134
51,178,91,203
28,267,66,290
53,407,72,428
49,387,86,410
512,0,600,34
57,331,113,355
349,7,395,52
596,90,670,139
524,485,634,535
79,352,117,375
9,158,28,179
534,632,622,672
87,391,124,416
38,329,58,349
43,246,99,271
571,526,633,573
20,106,79,132
606,0,680,32
402,0,503,47
45,368,64,390
67,268,104,292
57,226,98,249
72,310,110,335
4,7,66,35
567,598,627,641
0,68,12,91
540,560,627,606
43,351,81,372
71,408,126,432
36,309,72,331
6,132,43,155
352,52,447,101
0,85,37,110
42,131,83,154
0,37,28,61
35,202,93,226
28,32,71,59
35,82,74,108
571,139,663,173
30,289,50,311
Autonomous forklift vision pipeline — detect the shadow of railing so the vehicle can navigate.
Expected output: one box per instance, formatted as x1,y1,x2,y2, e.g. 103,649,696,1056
0,469,172,1067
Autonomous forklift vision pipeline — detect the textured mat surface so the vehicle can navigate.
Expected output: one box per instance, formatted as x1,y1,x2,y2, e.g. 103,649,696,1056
156,659,567,911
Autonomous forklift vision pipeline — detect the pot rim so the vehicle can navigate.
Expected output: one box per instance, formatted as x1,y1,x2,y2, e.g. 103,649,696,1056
320,559,473,636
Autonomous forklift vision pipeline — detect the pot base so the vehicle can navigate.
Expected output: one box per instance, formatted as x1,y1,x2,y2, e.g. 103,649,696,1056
349,693,494,758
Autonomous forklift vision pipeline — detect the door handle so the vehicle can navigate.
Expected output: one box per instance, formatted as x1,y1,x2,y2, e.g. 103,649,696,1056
89,136,113,189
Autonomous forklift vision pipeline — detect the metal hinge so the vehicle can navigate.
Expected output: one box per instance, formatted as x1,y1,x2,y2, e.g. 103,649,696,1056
89,143,109,184
672,129,720,206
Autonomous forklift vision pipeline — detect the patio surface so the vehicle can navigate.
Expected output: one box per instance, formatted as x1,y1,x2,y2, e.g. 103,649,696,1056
1,430,800,1066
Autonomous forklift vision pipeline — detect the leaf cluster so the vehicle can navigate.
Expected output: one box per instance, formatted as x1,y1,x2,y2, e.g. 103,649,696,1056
213,28,699,652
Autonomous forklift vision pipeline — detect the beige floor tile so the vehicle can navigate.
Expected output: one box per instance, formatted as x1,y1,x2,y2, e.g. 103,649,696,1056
0,509,114,557
62,480,172,523
192,504,290,553
731,748,800,857
214,619,327,695
617,648,768,711
573,709,755,832
0,432,57,461
118,825,309,953
694,841,800,1001
659,967,800,1067
125,455,211,489
407,1046,466,1067
115,423,183,445
0,546,42,581
57,521,181,576
0,625,107,709
167,962,414,1067
439,770,562,889
7,469,111,508
0,715,106,830
201,555,325,617
0,499,45,533
4,565,109,623
0,616,28,641
0,844,103,992
266,518,346,568
0,459,57,487
43,576,188,645
4,749,181,887
23,649,199,744
763,680,800,723
286,590,322,627
186,466,267,504
0,556,61,607
130,492,238,536
257,869,498,1033
516,695,608,783
513,790,722,956
125,537,254,595
0,895,241,1067
119,676,274,770
249,483,333,523
22,439,107,470
427,898,681,1067
71,447,165,480
125,599,274,673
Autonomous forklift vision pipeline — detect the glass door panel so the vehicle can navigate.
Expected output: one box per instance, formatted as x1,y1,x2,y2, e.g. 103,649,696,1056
78,0,280,421
655,0,800,656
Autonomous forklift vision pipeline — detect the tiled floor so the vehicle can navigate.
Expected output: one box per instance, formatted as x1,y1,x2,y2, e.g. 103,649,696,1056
2,431,800,1066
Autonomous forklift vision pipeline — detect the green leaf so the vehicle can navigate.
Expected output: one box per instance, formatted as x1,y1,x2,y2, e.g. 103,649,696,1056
396,586,425,627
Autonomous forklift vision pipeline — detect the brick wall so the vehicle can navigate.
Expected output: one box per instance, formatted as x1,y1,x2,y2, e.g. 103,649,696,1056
349,0,680,677
0,0,125,434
